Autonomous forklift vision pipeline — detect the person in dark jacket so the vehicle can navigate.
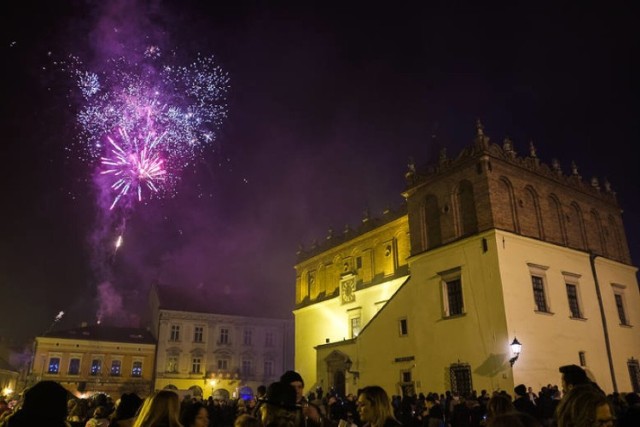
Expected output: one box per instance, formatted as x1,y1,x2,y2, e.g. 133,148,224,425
1,380,70,427
513,385,538,421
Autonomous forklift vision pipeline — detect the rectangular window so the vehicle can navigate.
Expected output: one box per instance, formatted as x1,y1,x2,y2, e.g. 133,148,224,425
192,358,201,374
170,324,180,341
264,360,274,377
48,357,60,374
243,329,252,345
446,278,464,316
566,284,582,318
532,275,548,312
194,326,204,343
110,360,121,376
356,256,362,269
399,318,408,336
450,363,473,397
166,355,178,373
579,351,587,367
265,332,274,347
628,359,640,393
219,328,229,344
217,359,228,370
242,360,252,376
68,358,81,375
614,293,629,325
350,316,361,338
132,361,143,377
401,370,412,383
91,359,101,376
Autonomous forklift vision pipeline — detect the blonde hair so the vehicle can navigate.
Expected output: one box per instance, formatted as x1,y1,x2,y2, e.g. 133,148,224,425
133,390,182,427
357,386,397,427
556,384,609,427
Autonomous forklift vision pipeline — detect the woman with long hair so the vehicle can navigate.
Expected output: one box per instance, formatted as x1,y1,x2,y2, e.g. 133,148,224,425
356,386,401,427
555,384,614,427
132,390,182,427
180,402,209,427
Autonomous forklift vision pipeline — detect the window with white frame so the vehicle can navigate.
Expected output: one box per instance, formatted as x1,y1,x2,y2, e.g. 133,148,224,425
243,329,252,345
528,263,551,313
194,326,204,343
192,357,201,374
241,359,252,376
166,355,178,373
90,359,102,376
110,359,122,376
399,318,408,336
612,285,630,325
217,358,229,371
564,272,583,318
48,357,61,374
348,308,362,338
265,332,274,347
439,267,464,317
219,328,229,344
132,360,143,377
68,357,81,375
170,324,181,341
264,360,274,376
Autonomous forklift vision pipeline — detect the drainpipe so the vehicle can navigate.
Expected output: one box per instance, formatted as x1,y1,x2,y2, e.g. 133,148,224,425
589,252,618,392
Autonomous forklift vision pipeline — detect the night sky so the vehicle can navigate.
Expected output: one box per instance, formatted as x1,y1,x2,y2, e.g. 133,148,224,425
1,1,638,344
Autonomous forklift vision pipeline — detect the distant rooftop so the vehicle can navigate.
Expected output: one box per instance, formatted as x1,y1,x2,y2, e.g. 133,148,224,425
154,284,291,320
42,325,156,344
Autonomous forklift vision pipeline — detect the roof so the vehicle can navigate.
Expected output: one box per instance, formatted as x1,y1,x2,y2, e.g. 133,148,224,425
153,284,291,320
42,325,156,345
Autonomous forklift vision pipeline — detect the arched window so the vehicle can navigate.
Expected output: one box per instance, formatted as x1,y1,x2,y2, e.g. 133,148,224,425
424,194,442,249
457,180,478,237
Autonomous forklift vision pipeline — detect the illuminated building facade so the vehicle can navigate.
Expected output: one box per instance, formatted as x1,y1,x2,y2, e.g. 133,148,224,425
30,325,156,397
149,284,294,399
294,122,640,396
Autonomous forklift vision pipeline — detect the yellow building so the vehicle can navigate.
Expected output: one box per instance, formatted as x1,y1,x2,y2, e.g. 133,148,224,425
30,325,156,398
295,122,640,396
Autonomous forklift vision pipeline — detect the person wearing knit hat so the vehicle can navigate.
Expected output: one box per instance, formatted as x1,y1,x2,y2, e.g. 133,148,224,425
279,371,327,427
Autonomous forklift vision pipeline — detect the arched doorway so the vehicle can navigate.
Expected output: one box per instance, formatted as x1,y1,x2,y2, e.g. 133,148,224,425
213,388,230,400
188,385,203,398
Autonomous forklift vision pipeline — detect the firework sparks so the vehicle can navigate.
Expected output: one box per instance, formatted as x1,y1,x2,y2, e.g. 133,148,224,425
65,48,229,208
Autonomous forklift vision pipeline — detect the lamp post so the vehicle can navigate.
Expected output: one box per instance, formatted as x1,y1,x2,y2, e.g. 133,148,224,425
509,337,522,367
345,358,360,382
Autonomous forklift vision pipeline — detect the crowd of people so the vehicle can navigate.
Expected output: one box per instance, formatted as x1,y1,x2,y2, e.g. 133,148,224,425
0,365,638,427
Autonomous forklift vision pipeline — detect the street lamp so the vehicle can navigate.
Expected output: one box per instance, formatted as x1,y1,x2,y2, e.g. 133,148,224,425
345,358,360,380
509,337,522,367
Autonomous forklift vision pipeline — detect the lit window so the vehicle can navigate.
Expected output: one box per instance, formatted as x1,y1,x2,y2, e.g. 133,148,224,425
91,359,102,376
110,360,121,376
132,361,143,377
166,355,178,373
399,318,408,336
566,284,582,318
68,358,81,375
219,328,229,344
48,357,60,374
170,325,181,341
194,326,204,343
192,358,201,374
350,316,361,338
